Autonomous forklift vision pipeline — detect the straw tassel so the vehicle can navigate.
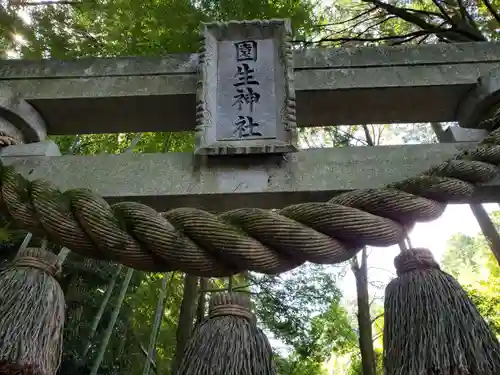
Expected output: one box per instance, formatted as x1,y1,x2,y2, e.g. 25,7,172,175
176,292,276,375
384,248,500,375
0,247,65,375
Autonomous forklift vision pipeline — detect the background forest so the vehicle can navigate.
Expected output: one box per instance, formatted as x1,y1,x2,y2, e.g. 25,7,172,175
0,0,499,374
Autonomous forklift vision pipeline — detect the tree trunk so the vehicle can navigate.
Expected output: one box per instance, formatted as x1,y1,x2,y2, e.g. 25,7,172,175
172,274,198,374
469,204,500,265
431,122,500,265
351,248,376,375
196,278,208,326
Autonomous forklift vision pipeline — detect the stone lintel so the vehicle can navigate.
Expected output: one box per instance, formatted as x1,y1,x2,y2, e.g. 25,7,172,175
1,42,499,135
2,142,498,213
0,140,61,156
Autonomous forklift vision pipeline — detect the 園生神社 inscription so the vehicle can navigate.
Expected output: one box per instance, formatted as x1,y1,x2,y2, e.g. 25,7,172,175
195,19,298,155
226,41,265,139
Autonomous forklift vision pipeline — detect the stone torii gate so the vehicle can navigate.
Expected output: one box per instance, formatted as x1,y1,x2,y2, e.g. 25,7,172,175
0,18,500,375
0,21,500,241
0,19,499,246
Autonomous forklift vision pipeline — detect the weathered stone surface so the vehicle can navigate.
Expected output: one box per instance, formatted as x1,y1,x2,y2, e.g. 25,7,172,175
195,20,297,155
3,142,499,212
2,42,498,79
440,126,488,143
456,67,500,129
0,93,47,142
0,140,61,157
1,42,499,135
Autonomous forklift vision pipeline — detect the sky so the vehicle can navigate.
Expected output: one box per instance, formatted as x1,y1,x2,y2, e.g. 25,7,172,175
340,203,498,301
332,125,498,301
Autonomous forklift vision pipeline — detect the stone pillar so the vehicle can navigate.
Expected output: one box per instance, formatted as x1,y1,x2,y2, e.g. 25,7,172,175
0,94,47,144
0,94,60,156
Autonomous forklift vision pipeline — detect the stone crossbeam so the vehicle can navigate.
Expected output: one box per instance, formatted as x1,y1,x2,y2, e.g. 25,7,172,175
2,141,498,212
1,42,499,135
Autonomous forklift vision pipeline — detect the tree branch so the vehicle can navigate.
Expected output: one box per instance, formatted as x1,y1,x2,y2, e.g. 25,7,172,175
303,30,430,45
327,13,388,38
390,31,429,45
404,7,447,18
482,0,500,25
362,125,375,146
320,7,378,27
370,313,384,324
362,0,483,42
363,0,442,30
372,332,383,343
335,127,368,146
353,15,399,40
11,0,82,5
429,0,453,23
351,254,361,272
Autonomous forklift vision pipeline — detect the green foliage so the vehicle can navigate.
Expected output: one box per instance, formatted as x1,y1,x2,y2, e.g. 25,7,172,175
124,272,186,374
441,210,500,336
347,349,383,375
14,0,319,60
253,264,356,370
60,257,142,375
274,353,328,375
51,132,195,155
299,126,356,148
468,286,500,336
316,0,499,51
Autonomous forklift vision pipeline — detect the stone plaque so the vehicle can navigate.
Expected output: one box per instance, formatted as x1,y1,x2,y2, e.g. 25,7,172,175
195,19,298,156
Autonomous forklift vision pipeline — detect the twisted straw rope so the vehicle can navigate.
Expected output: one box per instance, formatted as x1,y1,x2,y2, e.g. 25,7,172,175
1,128,500,276
0,132,21,147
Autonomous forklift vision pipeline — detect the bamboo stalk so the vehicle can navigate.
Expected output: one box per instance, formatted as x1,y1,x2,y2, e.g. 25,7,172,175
89,268,134,375
82,265,123,358
142,273,175,375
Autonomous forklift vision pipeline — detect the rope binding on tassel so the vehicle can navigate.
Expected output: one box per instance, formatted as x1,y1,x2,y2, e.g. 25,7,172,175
209,292,254,322
11,250,61,277
393,248,440,276
177,291,275,375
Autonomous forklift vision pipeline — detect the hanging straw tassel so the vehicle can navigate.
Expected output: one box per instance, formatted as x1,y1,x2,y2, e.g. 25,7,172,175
176,292,276,375
0,247,65,375
384,248,500,375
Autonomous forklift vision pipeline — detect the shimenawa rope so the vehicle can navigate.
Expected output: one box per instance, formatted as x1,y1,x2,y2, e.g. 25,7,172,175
1,127,500,276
